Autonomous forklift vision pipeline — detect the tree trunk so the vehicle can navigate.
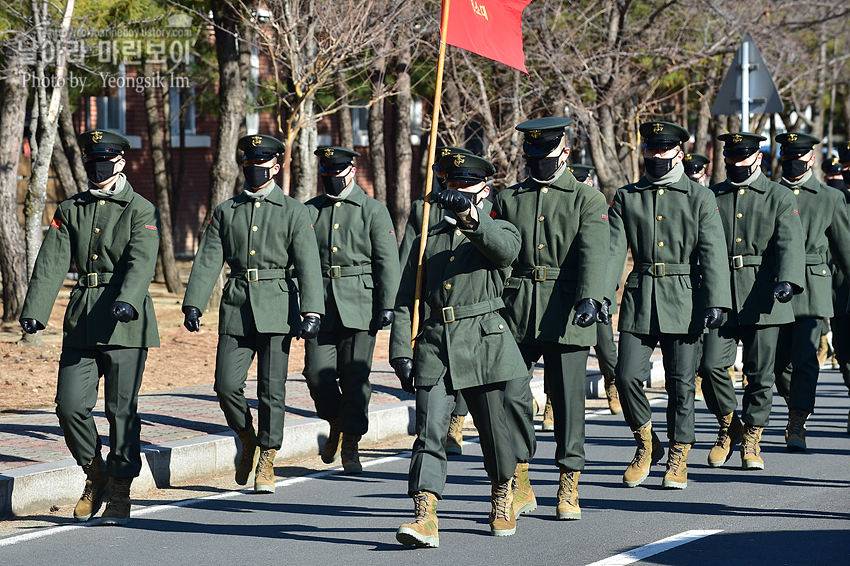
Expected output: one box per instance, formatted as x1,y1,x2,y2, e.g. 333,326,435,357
143,58,182,294
51,134,76,202
0,45,28,322
368,51,388,204
391,44,412,244
810,39,828,182
57,83,87,194
290,95,317,203
694,65,718,157
335,71,354,149
710,115,727,186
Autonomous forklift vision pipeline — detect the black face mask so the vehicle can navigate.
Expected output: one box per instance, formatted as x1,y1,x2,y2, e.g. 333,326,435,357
526,151,563,180
84,159,117,184
827,177,846,189
726,161,757,184
841,170,850,186
243,165,272,188
322,175,348,196
781,159,809,180
644,156,675,178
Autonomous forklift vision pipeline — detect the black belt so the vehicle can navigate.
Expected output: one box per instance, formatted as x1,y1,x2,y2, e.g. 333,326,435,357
513,266,577,282
805,253,828,266
637,263,696,277
77,272,124,288
326,264,372,279
230,268,294,282
430,298,505,324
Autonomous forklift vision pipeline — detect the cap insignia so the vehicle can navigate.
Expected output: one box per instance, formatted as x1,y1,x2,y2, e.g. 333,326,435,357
92,131,103,142
732,134,743,143
684,154,692,161
251,136,262,146
441,148,451,157
454,154,465,167
528,130,541,139
787,133,798,143
652,123,664,134
324,148,335,158
833,157,840,165
567,166,574,172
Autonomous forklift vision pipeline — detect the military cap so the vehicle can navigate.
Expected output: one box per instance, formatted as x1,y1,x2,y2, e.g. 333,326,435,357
314,146,360,174
839,141,850,163
639,121,689,150
822,154,843,175
238,134,285,162
718,132,765,158
77,130,131,159
567,164,594,182
683,153,710,176
516,117,573,157
434,146,474,172
775,132,820,157
438,152,495,183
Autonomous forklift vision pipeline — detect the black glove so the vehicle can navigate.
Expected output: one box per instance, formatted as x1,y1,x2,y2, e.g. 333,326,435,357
572,298,600,328
297,315,321,340
183,306,201,332
433,189,471,214
773,282,793,304
390,357,416,394
20,318,44,334
703,307,724,329
110,301,137,323
597,299,611,325
370,309,394,336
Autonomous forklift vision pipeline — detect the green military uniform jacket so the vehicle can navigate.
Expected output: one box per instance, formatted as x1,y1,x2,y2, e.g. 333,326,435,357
607,171,732,336
829,182,850,312
183,183,325,335
21,178,161,348
305,183,400,332
390,202,527,389
398,193,446,267
710,170,806,327
493,169,609,347
780,173,850,318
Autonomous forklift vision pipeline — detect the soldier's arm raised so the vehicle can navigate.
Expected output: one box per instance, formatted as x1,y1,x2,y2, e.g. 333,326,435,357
461,211,520,268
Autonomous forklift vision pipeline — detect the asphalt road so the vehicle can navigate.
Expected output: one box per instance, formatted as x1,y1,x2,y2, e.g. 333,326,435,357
2,371,848,566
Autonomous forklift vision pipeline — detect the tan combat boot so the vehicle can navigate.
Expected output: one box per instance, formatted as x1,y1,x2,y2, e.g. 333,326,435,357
446,414,465,455
511,462,537,517
694,376,704,402
542,395,554,431
604,377,622,414
321,418,343,464
786,408,810,452
817,334,829,368
254,448,277,493
74,454,108,522
100,477,133,526
490,479,516,535
740,424,764,470
341,434,362,475
623,423,664,487
235,428,259,485
707,412,744,467
556,470,581,520
662,442,691,489
396,491,439,548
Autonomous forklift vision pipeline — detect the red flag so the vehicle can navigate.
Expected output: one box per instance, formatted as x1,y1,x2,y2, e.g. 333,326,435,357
442,0,531,74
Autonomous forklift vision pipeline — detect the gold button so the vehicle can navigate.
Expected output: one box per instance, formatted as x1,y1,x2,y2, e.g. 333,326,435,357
823,269,827,274
698,283,701,289
505,281,511,287
537,243,545,250
249,250,256,256
794,189,800,195
538,216,545,222
444,283,452,290
91,254,98,260
255,202,261,208
624,281,629,287
736,238,742,243
332,247,338,253
498,324,504,330
252,226,258,232
658,242,664,247
737,213,742,218
333,223,340,229
455,229,462,236
658,189,665,195
335,202,342,208
738,189,745,195
94,228,100,233
449,256,455,262
774,277,778,282
656,215,663,221
541,187,549,193
98,200,105,205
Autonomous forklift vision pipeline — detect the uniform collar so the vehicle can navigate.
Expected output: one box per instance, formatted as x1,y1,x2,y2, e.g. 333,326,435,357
79,177,135,205
232,183,285,207
515,168,578,194
633,171,691,193
319,182,366,207
715,171,769,194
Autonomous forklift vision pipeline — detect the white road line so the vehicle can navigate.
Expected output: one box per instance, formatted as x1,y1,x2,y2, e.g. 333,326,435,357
585,529,723,566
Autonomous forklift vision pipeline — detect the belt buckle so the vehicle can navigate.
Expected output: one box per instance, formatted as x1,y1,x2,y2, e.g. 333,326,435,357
442,306,455,324
534,266,547,282
330,266,341,279
653,263,665,277
86,273,98,287
732,255,744,269
247,268,259,282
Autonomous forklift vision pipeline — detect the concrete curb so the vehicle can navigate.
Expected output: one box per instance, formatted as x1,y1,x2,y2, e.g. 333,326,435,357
1,359,666,518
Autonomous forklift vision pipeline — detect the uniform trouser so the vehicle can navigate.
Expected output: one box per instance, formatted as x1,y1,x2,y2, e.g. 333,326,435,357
515,343,588,471
214,332,292,450
701,325,780,427
773,318,822,413
596,322,617,386
830,315,850,394
303,328,375,436
452,391,469,417
616,332,699,444
55,346,147,478
408,377,516,498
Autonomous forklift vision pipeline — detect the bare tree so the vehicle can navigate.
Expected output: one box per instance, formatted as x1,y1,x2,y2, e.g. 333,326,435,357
368,43,388,204
391,40,412,243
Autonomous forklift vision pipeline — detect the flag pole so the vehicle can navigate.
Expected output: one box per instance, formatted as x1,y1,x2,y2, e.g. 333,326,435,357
411,0,451,350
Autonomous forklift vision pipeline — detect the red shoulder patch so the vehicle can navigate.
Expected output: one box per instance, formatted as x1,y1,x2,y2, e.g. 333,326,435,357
50,218,62,229
390,230,394,235
145,225,158,230
602,214,609,221
489,210,498,219
207,217,213,226
794,210,799,214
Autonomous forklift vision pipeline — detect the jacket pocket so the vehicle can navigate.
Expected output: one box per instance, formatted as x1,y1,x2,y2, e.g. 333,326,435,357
624,271,640,290
809,264,831,277
480,314,508,336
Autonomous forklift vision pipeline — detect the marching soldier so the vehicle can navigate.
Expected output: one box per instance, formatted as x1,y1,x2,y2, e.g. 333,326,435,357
772,133,850,451
700,132,805,470
606,121,731,490
182,134,325,493
399,146,475,455
830,143,850,433
303,147,400,473
390,153,527,545
20,130,160,525
683,153,711,186
822,153,846,190
493,118,609,519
